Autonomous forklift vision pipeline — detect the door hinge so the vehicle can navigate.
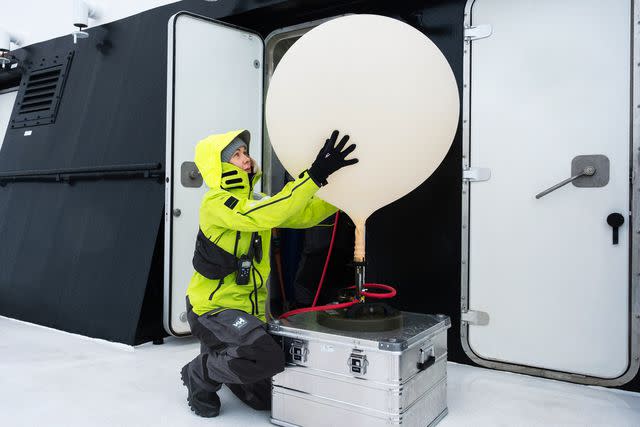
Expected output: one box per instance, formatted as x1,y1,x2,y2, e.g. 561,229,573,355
464,25,493,42
463,167,491,182
461,310,490,326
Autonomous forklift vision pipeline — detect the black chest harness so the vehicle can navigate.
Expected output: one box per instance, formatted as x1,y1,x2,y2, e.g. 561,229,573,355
192,229,262,285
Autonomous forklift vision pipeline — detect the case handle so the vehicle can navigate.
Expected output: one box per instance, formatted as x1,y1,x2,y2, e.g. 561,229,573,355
417,346,435,371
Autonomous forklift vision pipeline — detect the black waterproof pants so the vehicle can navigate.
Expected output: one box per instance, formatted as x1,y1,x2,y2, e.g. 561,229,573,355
183,297,285,410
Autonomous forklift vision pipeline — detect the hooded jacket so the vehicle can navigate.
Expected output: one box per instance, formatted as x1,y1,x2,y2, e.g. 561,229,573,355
186,130,337,321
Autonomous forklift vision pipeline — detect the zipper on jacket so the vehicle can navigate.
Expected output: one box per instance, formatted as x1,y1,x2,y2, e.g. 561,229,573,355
254,266,265,316
233,231,241,256
208,278,223,301
248,275,256,315
251,268,259,316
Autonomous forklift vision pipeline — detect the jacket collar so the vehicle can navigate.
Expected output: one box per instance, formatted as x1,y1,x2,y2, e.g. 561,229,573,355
220,162,262,198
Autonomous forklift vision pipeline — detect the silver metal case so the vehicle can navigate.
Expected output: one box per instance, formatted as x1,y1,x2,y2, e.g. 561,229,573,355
268,312,451,427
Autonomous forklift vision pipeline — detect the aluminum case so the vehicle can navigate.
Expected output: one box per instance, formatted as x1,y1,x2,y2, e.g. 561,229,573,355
268,311,451,427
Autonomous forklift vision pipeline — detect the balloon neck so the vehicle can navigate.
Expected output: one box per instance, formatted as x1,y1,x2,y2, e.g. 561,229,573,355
354,220,365,263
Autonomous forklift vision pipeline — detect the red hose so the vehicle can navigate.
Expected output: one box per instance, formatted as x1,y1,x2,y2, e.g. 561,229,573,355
279,284,397,319
344,283,397,299
312,211,340,307
360,283,397,299
272,229,288,306
279,300,358,320
277,210,398,321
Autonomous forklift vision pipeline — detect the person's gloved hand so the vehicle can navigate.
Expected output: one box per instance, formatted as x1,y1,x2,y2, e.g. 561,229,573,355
308,130,358,187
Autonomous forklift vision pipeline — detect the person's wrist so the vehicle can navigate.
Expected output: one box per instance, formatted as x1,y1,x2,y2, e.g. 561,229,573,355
307,165,328,187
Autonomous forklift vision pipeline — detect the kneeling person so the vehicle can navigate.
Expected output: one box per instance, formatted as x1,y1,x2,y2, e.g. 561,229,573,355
181,129,358,417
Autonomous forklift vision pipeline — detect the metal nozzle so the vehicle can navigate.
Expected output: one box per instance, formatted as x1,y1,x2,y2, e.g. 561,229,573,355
355,263,365,298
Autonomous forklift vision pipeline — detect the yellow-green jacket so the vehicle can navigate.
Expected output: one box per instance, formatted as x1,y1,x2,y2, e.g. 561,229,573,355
187,130,337,320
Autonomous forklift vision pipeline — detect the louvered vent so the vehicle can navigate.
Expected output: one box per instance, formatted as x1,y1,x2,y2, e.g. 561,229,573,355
11,52,74,129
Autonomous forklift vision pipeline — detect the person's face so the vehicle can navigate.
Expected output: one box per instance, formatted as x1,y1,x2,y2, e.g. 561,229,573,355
229,146,252,173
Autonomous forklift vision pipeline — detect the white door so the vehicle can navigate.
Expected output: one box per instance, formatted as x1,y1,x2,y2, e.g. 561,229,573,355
164,12,264,335
463,0,634,383
0,90,18,152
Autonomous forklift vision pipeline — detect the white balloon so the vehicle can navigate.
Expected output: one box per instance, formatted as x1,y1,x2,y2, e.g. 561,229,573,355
266,14,459,228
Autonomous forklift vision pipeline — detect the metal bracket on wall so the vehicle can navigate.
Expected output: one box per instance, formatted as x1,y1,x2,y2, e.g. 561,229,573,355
463,167,491,182
180,161,202,188
464,25,493,42
461,310,490,326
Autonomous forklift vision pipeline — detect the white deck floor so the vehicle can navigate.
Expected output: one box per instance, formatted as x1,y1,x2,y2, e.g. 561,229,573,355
1,315,639,427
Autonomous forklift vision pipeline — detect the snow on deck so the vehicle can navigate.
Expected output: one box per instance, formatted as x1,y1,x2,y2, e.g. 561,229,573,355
1,316,639,427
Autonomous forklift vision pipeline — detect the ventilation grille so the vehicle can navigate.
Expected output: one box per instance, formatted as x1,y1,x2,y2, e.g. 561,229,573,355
11,52,74,128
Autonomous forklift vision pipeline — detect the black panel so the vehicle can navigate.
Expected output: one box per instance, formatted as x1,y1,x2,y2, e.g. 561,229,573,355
135,218,166,345
0,0,297,345
0,7,176,344
0,181,163,343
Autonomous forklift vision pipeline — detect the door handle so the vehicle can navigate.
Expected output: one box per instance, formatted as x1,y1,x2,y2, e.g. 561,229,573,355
535,166,595,199
606,213,624,245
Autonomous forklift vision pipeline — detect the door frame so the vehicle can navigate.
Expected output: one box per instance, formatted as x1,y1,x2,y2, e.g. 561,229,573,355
460,0,640,386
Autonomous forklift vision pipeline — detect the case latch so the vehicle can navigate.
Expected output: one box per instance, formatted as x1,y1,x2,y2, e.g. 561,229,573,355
348,350,368,375
417,346,435,371
289,339,308,364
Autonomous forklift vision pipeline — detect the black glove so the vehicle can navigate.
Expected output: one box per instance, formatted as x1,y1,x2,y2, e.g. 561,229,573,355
308,130,358,186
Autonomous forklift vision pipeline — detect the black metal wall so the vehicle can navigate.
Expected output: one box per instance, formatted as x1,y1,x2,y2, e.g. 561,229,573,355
0,0,323,344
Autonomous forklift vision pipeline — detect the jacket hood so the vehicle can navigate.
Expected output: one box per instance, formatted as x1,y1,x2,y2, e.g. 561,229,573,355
195,130,260,191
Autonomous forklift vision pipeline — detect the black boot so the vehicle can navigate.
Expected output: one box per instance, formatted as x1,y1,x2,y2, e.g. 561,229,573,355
226,378,272,410
181,365,221,417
